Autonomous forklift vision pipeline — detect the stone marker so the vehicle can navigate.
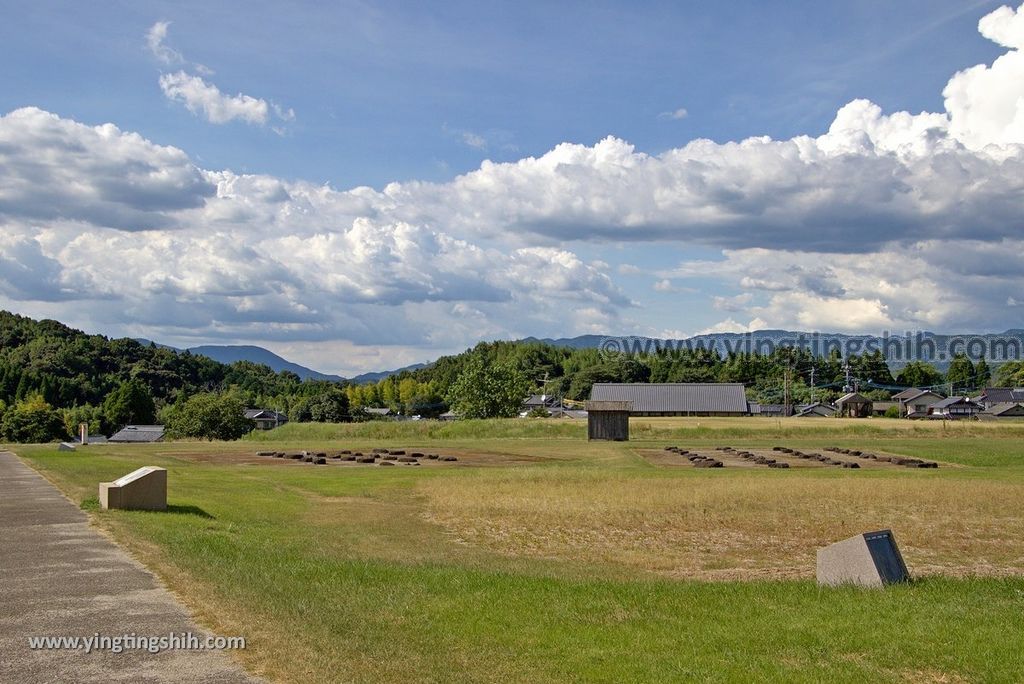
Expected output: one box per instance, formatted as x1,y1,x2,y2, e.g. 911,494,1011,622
99,466,167,511
58,442,76,452
816,529,910,588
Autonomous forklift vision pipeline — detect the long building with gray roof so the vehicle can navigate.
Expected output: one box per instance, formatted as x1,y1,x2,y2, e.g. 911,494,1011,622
589,383,748,416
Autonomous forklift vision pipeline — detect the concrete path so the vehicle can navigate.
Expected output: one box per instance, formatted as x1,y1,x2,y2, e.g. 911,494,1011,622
0,451,259,683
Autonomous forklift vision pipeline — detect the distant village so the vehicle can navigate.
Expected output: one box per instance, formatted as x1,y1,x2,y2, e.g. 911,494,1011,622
102,383,1024,446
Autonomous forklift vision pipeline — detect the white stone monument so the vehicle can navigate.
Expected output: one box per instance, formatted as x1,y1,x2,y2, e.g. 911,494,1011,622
99,466,167,511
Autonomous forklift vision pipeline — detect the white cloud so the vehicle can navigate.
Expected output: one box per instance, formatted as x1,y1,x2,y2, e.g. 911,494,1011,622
4,4,1024,367
147,22,293,129
146,21,182,65
652,279,695,294
0,107,213,230
159,72,270,125
711,293,753,311
461,131,487,150
696,318,766,335
658,107,688,120
979,3,1024,49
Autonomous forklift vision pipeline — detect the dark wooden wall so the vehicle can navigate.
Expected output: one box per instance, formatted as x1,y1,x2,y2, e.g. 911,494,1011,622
587,411,629,441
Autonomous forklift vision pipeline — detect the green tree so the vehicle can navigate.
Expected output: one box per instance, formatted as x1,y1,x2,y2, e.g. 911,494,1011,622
102,379,156,432
945,353,975,394
994,360,1024,387
974,358,992,390
896,361,943,389
307,389,350,423
446,357,529,419
0,394,68,443
165,393,254,440
62,403,104,439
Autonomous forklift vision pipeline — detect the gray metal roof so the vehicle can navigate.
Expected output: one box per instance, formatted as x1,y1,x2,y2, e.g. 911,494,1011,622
932,396,981,409
898,389,944,403
795,402,837,417
984,402,1024,416
892,388,924,401
590,383,748,413
980,388,1024,403
245,409,287,421
108,425,165,443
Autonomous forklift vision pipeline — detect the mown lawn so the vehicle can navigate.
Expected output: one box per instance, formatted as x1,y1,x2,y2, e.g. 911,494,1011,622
10,418,1024,682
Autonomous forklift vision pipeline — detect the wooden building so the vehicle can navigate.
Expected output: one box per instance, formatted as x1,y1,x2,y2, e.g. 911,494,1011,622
589,383,748,417
585,401,632,441
835,392,872,418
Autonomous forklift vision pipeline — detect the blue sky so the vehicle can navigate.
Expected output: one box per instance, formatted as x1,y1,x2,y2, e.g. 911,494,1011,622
1,1,1022,374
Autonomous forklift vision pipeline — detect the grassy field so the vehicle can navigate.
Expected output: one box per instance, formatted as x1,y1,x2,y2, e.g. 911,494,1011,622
9,417,1024,682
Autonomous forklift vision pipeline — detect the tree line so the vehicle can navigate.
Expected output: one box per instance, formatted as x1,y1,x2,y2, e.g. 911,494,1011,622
1,310,1018,441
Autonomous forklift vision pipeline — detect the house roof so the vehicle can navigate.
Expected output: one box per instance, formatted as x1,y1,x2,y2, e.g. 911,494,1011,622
363,407,392,416
584,400,632,412
898,389,944,403
979,388,1024,403
984,402,1024,416
108,425,165,443
244,409,287,421
836,392,870,404
795,402,836,417
523,394,557,407
932,396,980,410
892,387,924,401
590,383,748,414
748,403,785,415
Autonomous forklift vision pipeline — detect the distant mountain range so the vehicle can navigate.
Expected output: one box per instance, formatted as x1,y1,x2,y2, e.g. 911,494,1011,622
136,339,427,383
523,329,1024,369
138,327,1024,384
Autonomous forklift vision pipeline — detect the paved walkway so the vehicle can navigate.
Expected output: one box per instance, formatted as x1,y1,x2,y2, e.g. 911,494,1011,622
0,451,258,683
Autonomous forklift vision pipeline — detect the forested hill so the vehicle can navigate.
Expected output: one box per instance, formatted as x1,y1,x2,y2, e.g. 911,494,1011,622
0,311,348,434
4,310,1024,444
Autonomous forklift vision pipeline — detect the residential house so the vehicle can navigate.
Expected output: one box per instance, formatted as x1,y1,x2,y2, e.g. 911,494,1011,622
930,396,984,419
894,389,945,418
244,409,288,430
748,403,787,417
795,402,837,418
521,393,561,416
976,388,1024,410
871,401,898,417
980,403,1024,419
589,383,749,416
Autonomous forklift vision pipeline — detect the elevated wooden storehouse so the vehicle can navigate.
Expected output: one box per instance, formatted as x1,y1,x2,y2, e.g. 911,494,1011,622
585,401,632,441
835,392,872,418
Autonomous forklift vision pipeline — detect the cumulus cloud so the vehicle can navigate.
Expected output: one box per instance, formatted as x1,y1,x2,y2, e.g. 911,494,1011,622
0,107,630,356
669,238,1024,334
979,3,1024,49
0,107,213,230
3,4,1024,367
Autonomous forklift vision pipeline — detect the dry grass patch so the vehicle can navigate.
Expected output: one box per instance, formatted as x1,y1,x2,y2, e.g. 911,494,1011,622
419,469,1024,580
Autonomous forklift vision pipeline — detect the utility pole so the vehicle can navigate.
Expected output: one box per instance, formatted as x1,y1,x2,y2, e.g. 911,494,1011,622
810,366,816,404
843,361,852,393
784,365,790,416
